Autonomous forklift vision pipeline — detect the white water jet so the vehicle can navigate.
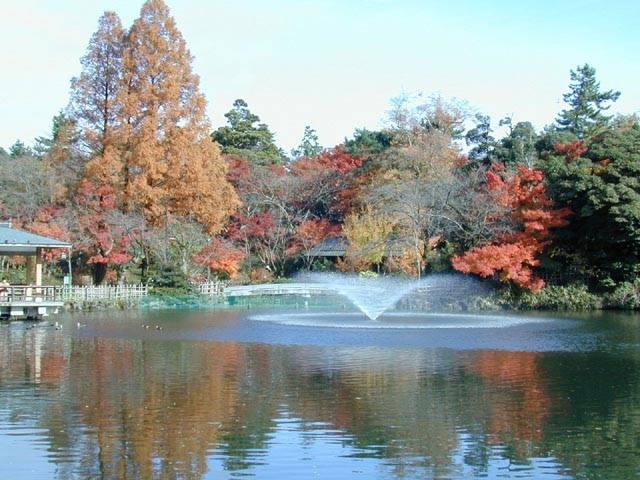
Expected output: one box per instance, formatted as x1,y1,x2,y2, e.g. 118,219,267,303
297,272,485,320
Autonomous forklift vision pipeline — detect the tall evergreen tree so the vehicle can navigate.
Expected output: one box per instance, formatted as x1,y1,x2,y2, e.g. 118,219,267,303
556,64,620,138
465,114,495,166
212,99,284,165
8,140,34,158
291,125,322,159
494,117,537,167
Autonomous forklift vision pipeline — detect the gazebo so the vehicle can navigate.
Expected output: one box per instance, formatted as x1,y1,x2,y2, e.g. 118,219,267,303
0,221,72,319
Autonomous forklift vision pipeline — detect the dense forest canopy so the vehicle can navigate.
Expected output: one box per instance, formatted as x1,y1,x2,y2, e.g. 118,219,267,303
1,0,639,307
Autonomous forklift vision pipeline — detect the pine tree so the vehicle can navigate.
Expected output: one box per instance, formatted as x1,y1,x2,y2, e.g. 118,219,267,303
556,64,620,138
212,99,284,165
120,0,238,232
291,126,322,159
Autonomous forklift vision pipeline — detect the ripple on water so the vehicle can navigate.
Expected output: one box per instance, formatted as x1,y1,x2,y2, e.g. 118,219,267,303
248,312,559,329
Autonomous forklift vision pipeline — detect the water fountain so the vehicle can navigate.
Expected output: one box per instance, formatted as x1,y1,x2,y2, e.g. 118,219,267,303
296,272,487,320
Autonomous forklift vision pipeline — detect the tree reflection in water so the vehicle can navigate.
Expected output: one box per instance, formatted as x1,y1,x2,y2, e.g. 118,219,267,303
0,321,639,479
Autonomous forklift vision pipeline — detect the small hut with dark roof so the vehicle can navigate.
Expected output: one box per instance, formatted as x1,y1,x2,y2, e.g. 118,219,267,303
305,236,349,258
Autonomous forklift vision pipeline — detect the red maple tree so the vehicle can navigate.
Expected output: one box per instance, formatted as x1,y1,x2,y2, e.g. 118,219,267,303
554,140,588,160
74,180,132,282
193,238,246,279
452,165,570,291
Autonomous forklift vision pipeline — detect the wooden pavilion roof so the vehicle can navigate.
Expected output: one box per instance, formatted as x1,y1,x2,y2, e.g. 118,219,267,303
0,221,71,255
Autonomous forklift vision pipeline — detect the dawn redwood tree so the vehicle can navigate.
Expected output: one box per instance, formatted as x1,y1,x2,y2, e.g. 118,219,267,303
69,11,125,185
120,0,238,232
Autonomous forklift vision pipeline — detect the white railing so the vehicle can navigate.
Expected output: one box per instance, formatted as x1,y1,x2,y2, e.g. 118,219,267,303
62,284,149,302
223,283,331,297
0,285,63,303
195,281,226,296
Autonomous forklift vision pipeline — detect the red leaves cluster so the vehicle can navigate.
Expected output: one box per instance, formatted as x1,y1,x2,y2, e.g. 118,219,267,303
316,146,362,174
286,218,340,257
226,212,276,242
291,146,362,177
224,155,252,187
75,180,131,267
554,140,588,161
452,166,571,291
26,207,71,262
193,238,246,279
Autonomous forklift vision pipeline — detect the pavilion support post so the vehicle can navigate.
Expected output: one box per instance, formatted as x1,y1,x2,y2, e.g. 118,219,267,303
35,248,43,287
67,247,72,286
26,255,35,285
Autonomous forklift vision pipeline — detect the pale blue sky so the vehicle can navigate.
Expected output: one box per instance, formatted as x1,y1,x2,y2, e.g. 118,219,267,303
1,0,638,152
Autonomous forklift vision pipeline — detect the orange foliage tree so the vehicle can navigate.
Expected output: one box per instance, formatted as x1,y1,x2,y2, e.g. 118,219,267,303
70,0,238,235
120,0,238,232
452,166,571,291
193,238,246,279
70,10,125,185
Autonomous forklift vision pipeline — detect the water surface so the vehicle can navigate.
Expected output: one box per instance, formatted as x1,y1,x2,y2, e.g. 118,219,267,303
0,299,639,479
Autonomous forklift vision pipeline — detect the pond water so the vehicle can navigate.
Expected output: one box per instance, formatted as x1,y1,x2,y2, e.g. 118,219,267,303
1,296,639,479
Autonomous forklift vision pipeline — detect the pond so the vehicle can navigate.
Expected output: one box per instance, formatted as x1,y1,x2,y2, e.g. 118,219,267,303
0,295,639,479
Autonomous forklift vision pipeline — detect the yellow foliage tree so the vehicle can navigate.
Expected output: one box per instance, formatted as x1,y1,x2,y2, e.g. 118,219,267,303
340,207,395,272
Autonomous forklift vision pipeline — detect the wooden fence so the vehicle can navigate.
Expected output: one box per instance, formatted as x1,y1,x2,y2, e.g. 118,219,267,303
62,284,149,302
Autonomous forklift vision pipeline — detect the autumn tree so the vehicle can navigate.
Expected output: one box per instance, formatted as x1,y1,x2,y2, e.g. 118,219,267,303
193,238,246,279
71,180,132,284
452,166,570,291
362,98,464,275
340,207,395,272
68,11,126,192
118,0,238,232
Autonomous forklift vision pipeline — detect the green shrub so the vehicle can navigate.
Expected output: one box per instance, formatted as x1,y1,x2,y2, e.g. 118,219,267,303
517,284,602,311
148,264,194,297
604,280,640,310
